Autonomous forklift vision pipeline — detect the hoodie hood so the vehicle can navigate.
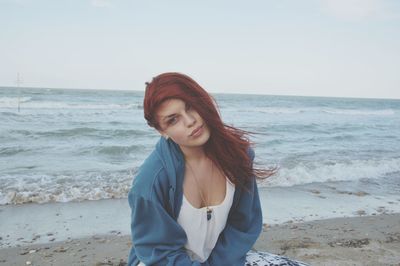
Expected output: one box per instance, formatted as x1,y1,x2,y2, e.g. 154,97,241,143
155,137,185,218
155,137,184,187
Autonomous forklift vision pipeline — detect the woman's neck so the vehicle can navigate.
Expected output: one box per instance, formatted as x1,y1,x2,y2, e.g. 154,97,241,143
180,145,208,164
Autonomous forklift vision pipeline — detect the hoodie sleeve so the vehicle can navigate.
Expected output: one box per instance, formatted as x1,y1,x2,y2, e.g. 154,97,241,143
202,147,262,266
128,190,202,266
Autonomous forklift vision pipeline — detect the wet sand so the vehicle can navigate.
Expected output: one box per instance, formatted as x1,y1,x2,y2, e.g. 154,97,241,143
1,213,399,266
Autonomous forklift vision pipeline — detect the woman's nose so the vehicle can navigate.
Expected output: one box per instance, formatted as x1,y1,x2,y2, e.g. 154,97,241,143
184,113,196,127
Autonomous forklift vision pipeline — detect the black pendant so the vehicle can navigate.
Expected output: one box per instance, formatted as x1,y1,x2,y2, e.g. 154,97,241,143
207,208,212,221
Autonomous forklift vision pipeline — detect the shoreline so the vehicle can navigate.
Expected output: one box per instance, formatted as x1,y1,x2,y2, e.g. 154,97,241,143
1,182,400,249
1,213,399,266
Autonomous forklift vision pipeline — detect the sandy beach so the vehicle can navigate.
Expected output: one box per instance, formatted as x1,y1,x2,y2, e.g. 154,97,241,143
1,213,399,266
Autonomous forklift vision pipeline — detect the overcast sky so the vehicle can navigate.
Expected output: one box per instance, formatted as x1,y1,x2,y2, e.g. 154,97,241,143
1,0,399,99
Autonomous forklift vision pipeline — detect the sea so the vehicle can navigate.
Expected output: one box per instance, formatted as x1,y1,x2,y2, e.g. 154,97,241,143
1,86,400,224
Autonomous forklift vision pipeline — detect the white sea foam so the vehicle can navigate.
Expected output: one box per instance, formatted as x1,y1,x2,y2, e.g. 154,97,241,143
258,157,400,188
0,172,134,205
0,97,32,107
2,157,399,205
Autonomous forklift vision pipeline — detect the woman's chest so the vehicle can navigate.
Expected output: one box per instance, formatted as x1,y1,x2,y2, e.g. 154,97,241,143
183,167,227,209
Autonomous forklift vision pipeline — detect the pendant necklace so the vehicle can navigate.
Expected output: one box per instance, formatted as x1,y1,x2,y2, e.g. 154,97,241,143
185,159,214,221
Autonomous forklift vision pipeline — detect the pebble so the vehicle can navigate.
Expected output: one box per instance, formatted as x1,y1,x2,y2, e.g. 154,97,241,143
54,246,68,253
354,191,369,197
356,210,366,216
309,189,320,194
26,261,32,265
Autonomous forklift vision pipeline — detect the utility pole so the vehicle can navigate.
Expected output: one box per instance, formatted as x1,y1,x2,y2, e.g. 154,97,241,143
16,72,22,112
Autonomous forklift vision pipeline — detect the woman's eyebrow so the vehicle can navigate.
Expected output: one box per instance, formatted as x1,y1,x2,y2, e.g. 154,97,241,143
161,113,177,121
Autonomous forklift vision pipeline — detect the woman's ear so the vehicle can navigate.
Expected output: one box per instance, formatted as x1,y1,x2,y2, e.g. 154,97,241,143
156,129,169,139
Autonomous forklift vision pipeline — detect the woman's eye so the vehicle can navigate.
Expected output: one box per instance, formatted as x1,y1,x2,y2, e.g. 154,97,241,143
167,117,178,125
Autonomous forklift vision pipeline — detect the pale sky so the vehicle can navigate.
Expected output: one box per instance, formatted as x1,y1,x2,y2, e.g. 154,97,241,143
1,0,400,99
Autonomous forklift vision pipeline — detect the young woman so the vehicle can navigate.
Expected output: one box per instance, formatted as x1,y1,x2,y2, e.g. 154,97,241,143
128,72,309,266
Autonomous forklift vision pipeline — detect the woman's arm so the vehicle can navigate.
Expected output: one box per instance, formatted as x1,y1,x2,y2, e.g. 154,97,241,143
128,191,202,266
203,147,263,266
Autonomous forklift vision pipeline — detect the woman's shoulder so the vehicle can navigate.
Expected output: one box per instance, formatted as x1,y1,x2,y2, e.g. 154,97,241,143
247,145,255,161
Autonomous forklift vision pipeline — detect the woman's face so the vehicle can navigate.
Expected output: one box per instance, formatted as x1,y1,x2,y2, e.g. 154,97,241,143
156,98,211,150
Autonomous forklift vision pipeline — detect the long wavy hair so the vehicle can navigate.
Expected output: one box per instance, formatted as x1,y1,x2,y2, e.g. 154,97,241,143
143,72,274,186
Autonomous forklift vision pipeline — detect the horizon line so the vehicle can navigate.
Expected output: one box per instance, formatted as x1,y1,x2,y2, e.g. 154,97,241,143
1,85,399,101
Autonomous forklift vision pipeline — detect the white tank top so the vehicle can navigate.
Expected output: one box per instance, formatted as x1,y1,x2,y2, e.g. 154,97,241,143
177,179,235,263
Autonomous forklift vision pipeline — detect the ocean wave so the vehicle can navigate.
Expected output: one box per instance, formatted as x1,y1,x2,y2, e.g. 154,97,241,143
229,107,396,116
8,128,149,138
0,170,135,205
246,107,304,114
0,97,32,107
0,147,33,157
0,100,139,110
258,157,400,188
322,108,395,116
78,144,146,156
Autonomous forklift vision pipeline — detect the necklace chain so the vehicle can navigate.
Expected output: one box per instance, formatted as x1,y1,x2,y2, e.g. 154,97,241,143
185,158,214,221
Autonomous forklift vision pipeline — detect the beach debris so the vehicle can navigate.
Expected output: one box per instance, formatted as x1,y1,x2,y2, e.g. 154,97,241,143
356,210,366,216
95,259,113,265
26,261,32,265
328,238,370,248
385,232,400,243
20,250,29,255
280,239,316,254
309,189,320,194
29,249,37,254
376,206,386,213
118,260,127,266
54,246,69,252
337,190,369,196
109,230,122,235
354,191,369,197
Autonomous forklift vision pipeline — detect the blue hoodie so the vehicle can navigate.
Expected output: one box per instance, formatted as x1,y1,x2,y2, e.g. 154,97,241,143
127,137,262,266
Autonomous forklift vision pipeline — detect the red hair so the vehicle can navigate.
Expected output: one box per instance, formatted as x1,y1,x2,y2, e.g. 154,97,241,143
143,72,273,186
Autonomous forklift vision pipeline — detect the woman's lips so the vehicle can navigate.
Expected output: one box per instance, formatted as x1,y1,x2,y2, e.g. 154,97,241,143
190,125,203,137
